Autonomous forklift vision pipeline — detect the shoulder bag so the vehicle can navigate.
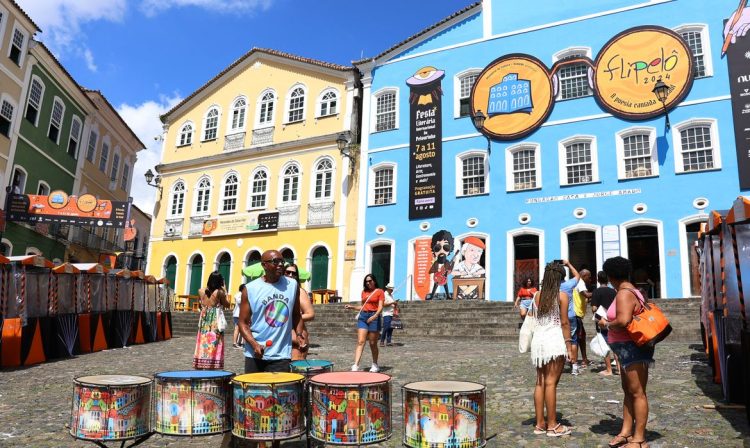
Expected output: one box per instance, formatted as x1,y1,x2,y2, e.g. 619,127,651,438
625,288,671,347
518,298,537,353
356,290,377,320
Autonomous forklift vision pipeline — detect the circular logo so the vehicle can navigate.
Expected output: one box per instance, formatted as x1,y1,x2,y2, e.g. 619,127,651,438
264,300,290,328
47,190,69,209
77,194,97,213
594,26,694,119
471,54,554,141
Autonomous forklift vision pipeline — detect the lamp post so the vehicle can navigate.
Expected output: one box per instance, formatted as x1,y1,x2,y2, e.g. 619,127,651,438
144,168,162,199
652,78,671,130
336,132,358,173
471,110,491,156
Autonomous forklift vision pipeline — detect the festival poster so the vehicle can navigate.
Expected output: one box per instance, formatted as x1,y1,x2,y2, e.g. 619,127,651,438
407,66,444,220
413,238,432,300
725,16,750,189
7,192,130,228
201,211,279,236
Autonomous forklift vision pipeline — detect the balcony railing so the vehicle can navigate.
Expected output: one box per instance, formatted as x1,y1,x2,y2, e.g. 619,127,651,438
251,127,274,146
307,201,334,226
224,131,245,151
189,217,205,236
278,205,300,229
69,227,123,252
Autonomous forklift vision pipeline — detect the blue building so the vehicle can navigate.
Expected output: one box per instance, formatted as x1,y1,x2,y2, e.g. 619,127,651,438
351,0,745,301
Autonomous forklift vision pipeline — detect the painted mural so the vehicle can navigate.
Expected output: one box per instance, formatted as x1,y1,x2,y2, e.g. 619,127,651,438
416,231,487,300
310,382,391,444
154,375,231,435
232,378,304,440
403,388,485,447
71,379,151,440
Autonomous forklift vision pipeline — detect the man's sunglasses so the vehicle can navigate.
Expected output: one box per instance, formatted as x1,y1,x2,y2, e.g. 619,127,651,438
262,258,285,265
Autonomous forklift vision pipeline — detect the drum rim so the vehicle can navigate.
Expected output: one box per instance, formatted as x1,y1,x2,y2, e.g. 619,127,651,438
310,430,393,445
232,372,305,385
73,374,152,387
402,379,486,393
231,427,306,442
154,369,234,380
70,430,153,442
308,371,392,386
289,359,334,366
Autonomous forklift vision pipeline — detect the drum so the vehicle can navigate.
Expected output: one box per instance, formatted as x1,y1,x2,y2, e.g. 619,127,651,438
153,370,233,436
290,359,334,378
70,374,152,441
309,371,392,445
232,372,305,441
402,380,486,448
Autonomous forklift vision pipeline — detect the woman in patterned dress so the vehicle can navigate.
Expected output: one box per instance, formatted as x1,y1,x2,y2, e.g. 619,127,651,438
193,271,230,369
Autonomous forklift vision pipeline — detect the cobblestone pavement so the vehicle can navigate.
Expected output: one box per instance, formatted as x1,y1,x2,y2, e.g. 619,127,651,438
0,335,748,447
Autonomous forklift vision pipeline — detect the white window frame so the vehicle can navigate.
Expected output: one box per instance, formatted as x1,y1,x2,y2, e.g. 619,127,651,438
285,84,307,124
673,24,713,78
0,5,9,55
47,97,65,145
109,149,121,188
228,96,248,132
505,143,542,191
453,68,482,118
671,118,721,173
558,135,599,186
168,180,186,218
12,165,27,193
316,88,339,118
120,160,130,191
455,150,489,197
219,171,240,213
552,47,593,101
7,24,29,66
0,94,17,138
99,137,110,172
615,127,659,180
247,166,269,210
372,87,399,133
36,180,50,196
67,115,82,157
310,156,335,202
25,76,45,127
85,127,98,163
193,176,212,216
368,162,397,206
255,89,276,128
278,162,301,205
177,121,194,147
1,238,13,257
202,106,220,141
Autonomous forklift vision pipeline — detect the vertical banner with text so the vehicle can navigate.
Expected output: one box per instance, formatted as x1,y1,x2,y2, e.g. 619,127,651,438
407,67,444,220
726,18,750,190
413,238,433,300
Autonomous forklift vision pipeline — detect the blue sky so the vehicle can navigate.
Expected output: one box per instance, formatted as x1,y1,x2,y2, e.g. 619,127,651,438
15,0,472,213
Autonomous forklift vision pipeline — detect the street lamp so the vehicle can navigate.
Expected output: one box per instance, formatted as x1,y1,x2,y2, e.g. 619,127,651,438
471,110,491,156
652,78,671,130
144,168,162,199
337,132,358,174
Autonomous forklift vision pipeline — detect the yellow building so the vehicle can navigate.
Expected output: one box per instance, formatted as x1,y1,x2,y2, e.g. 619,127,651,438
147,48,361,300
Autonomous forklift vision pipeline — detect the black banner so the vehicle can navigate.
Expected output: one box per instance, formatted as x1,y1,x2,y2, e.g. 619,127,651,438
726,19,750,190
407,67,444,220
7,193,130,227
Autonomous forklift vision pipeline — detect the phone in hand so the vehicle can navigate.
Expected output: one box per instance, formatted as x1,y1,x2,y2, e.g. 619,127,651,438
553,259,563,264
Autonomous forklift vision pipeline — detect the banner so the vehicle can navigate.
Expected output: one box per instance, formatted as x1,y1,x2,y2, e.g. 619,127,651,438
7,192,129,228
413,238,432,300
725,18,750,189
407,66,444,220
201,211,279,237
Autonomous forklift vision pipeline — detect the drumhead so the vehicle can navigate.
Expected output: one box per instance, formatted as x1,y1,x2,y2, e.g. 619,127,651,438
155,370,234,380
75,374,152,386
403,380,485,393
290,360,333,370
310,371,391,386
233,372,304,385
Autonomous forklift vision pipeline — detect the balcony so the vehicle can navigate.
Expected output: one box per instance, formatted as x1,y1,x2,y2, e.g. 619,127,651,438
277,205,300,229
251,127,274,146
307,201,334,226
224,131,245,151
69,227,123,252
189,217,206,237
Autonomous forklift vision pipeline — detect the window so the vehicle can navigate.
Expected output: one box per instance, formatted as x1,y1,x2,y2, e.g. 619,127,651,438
178,123,193,146
99,141,109,172
675,25,711,78
456,71,480,117
37,182,49,196
195,177,211,214
250,169,268,209
673,119,721,173
457,153,487,196
230,97,246,130
287,87,305,123
370,164,395,205
121,163,130,190
615,128,658,179
86,131,98,162
506,144,541,191
281,165,300,203
25,78,43,125
48,98,64,143
11,167,26,193
375,90,397,132
558,62,591,99
221,173,239,212
169,181,185,217
110,153,120,183
68,117,82,157
318,90,338,117
203,107,219,141
313,159,333,200
9,28,24,65
257,90,275,126
559,137,598,186
0,99,13,137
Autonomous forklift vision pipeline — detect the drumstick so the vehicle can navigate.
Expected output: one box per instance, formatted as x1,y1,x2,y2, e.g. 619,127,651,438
723,0,747,56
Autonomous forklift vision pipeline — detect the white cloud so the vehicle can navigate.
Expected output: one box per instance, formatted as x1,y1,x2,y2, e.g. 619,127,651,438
139,0,273,17
116,94,183,214
83,48,97,72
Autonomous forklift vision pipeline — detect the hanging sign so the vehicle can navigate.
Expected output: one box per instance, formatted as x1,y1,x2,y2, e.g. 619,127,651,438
201,211,279,237
7,192,130,227
724,15,750,189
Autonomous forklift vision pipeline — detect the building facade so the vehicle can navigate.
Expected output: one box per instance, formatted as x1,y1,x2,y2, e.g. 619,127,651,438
353,0,742,300
147,48,360,298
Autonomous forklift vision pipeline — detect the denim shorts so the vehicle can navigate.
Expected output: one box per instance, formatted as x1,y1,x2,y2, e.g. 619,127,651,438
569,316,579,344
520,299,533,310
357,311,381,332
609,341,655,370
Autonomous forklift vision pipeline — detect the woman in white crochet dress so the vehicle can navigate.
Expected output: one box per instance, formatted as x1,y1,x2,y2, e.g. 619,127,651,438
530,261,575,437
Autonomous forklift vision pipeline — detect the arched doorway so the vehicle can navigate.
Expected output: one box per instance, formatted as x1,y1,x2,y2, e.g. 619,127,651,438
188,254,204,296
218,252,231,289
311,247,329,291
281,248,295,264
513,234,539,293
371,244,391,288
684,221,703,296
164,256,177,293
567,230,596,274
627,225,660,298
244,250,261,283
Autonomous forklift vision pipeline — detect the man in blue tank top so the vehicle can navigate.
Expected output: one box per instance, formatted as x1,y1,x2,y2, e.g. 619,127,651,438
238,249,303,374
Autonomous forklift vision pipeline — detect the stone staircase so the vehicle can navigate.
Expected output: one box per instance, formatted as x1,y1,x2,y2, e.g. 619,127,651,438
170,297,701,342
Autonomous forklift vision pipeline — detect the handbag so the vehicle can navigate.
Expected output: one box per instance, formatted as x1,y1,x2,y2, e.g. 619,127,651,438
589,332,610,357
625,288,672,347
355,291,377,320
391,316,404,330
216,308,227,332
518,303,537,353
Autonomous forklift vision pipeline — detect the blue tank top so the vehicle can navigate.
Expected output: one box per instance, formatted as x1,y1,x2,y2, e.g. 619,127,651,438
243,276,297,361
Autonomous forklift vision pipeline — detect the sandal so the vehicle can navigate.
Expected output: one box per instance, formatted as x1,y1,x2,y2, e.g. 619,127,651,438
546,423,572,437
533,425,546,435
608,434,631,447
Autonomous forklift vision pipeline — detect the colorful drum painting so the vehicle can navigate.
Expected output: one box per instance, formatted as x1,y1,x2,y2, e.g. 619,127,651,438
232,372,305,441
290,359,334,378
153,370,233,436
309,371,392,445
403,380,486,448
70,375,152,441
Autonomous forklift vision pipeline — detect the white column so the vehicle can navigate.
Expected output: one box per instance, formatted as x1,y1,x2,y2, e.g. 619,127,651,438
482,0,493,39
335,77,357,296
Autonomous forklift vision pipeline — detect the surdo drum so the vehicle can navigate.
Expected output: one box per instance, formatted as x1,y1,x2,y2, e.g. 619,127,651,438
231,372,305,441
289,359,334,378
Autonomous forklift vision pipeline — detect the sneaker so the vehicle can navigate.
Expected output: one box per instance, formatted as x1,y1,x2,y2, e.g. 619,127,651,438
571,364,580,376
369,363,380,373
351,364,361,372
